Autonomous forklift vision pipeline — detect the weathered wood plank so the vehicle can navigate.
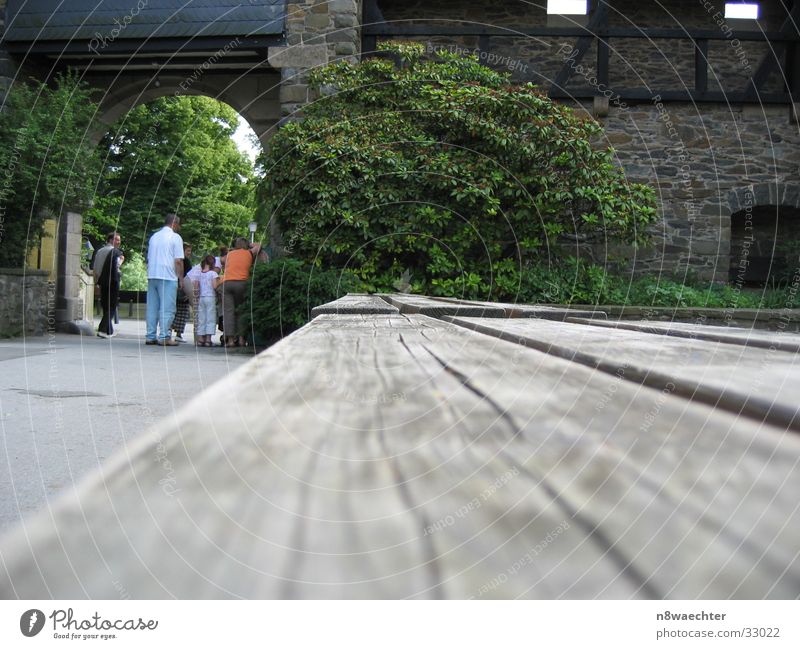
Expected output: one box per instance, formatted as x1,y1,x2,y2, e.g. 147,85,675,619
434,297,606,320
445,316,800,431
1,314,798,598
568,317,800,353
381,294,506,317
310,293,399,317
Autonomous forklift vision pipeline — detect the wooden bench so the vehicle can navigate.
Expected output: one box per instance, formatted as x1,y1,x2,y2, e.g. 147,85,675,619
1,294,798,598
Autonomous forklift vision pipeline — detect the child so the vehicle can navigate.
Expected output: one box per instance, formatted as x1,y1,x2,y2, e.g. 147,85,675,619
187,254,221,347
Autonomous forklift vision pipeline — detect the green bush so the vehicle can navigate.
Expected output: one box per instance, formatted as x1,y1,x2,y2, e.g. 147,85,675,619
515,257,800,309
239,259,355,345
259,42,657,299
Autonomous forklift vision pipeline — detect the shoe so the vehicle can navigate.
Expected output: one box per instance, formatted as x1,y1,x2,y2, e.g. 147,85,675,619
145,339,158,345
97,332,109,339
158,338,179,346
176,334,184,341
107,332,117,338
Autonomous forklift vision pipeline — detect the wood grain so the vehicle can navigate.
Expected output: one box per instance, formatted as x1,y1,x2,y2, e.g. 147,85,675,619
568,317,800,353
380,294,506,317
434,297,606,320
310,294,400,317
445,316,800,431
1,313,798,599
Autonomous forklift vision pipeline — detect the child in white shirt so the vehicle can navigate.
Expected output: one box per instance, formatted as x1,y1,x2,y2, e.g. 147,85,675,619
187,254,221,346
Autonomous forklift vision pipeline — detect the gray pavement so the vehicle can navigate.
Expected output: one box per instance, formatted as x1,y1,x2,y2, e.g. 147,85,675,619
0,318,253,532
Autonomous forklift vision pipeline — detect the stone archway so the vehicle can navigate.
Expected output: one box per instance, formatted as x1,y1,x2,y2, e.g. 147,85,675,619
89,71,282,149
50,75,284,333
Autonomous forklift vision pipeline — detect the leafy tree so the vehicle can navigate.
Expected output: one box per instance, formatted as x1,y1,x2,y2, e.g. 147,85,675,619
0,72,101,267
260,42,658,299
119,250,148,291
85,96,257,256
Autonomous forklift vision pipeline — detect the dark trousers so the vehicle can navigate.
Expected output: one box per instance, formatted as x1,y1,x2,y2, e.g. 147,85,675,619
219,280,246,338
98,283,119,335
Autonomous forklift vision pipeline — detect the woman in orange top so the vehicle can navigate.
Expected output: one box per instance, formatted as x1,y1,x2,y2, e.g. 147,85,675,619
218,237,260,347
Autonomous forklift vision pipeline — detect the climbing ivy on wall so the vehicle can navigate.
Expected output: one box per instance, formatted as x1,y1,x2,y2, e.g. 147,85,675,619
259,41,658,299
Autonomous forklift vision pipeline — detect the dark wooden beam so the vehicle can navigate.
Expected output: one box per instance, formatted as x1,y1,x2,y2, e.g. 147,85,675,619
742,43,787,100
360,24,799,42
361,0,384,55
742,2,800,100
597,37,609,87
695,39,708,95
362,0,386,24
549,86,792,104
478,34,490,54
4,35,285,56
362,34,378,55
790,42,800,100
51,55,273,69
552,1,609,92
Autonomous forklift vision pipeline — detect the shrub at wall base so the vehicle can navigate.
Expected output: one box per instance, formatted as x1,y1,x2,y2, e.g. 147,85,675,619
259,42,658,300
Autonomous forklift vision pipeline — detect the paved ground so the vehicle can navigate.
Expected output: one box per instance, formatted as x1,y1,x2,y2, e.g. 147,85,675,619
0,319,254,532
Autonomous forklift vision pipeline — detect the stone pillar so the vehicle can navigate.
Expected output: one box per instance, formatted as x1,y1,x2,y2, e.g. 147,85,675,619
55,211,93,334
269,0,363,118
266,1,363,255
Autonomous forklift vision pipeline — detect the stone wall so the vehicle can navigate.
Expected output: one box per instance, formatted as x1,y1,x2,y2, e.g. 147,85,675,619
373,0,799,281
593,102,800,280
378,0,787,94
276,0,363,117
0,269,52,337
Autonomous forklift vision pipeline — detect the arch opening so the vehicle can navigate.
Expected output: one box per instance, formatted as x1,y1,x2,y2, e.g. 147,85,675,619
83,94,266,291
729,204,800,287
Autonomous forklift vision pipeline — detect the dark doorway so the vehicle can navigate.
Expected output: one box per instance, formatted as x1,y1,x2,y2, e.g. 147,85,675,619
729,205,800,287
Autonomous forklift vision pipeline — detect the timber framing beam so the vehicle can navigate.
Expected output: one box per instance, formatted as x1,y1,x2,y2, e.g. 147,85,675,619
4,35,284,56
361,0,386,55
742,1,800,100
360,25,799,42
552,0,609,93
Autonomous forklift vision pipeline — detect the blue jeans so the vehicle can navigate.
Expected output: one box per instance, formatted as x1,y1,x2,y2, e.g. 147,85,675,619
146,279,178,341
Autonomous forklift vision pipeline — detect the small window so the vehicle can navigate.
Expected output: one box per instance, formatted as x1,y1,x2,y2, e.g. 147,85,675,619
547,0,588,15
724,3,760,20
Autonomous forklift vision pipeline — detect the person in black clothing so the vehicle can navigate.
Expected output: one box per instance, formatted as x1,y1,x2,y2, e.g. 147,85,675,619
171,242,193,341
94,232,124,338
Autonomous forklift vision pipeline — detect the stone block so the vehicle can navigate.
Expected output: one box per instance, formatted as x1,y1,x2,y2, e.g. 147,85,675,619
326,29,357,44
334,42,357,56
334,12,358,28
593,96,609,118
268,44,329,69
725,190,741,213
329,0,357,13
691,240,723,255
753,183,773,206
302,33,327,46
305,13,331,29
286,4,305,17
782,184,800,208
280,84,308,104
